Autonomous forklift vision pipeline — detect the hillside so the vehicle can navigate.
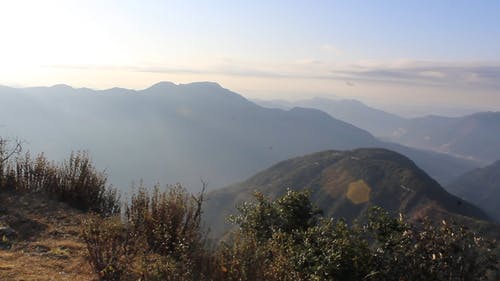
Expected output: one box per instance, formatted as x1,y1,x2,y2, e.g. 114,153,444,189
204,148,492,238
446,160,500,222
0,192,94,281
0,82,476,190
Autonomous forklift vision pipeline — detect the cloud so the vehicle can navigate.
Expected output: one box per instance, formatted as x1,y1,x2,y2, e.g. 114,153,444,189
44,63,290,78
331,61,500,88
418,71,446,78
43,60,500,90
294,59,324,65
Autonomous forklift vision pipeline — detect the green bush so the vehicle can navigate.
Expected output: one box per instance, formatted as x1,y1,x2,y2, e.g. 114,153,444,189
230,190,321,241
224,190,499,281
365,207,499,281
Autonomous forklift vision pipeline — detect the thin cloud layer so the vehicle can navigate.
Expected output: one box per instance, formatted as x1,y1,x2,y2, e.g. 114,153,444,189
45,60,500,89
338,61,500,88
40,59,500,110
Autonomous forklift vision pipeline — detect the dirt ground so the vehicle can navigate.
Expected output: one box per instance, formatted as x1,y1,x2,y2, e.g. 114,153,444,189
0,192,96,281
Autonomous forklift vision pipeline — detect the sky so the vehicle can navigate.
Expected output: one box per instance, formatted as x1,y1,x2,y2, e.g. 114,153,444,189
0,0,499,113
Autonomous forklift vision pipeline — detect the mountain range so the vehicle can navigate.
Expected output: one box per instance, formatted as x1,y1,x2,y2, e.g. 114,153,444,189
254,97,406,137
255,97,500,163
0,82,477,191
388,112,500,163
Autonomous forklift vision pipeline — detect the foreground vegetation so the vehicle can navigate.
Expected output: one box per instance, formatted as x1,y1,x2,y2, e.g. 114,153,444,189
1,139,498,280
0,138,120,216
80,187,498,281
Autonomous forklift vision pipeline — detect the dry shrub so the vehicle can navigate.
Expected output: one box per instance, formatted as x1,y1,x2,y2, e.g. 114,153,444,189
83,184,218,281
215,232,270,281
126,184,207,280
127,185,203,256
0,149,120,216
82,215,140,281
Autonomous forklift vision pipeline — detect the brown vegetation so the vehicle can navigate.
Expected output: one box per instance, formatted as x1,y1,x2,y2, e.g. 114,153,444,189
0,151,120,216
82,184,220,281
0,192,95,281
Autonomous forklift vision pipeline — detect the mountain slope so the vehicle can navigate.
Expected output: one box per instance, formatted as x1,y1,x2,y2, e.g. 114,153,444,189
446,160,500,222
388,112,500,163
204,148,490,238
256,98,500,164
378,142,475,185
0,82,476,190
255,97,408,137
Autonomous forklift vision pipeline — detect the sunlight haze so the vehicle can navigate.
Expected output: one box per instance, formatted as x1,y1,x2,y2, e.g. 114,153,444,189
1,0,499,112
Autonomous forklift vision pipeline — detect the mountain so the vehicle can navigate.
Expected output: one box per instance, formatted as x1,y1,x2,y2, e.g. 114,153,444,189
446,160,500,222
254,98,407,137
387,112,500,163
0,82,375,190
0,82,475,190
255,98,500,163
204,148,491,238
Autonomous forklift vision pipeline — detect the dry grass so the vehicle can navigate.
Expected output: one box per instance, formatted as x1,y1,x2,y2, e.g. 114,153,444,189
0,192,96,281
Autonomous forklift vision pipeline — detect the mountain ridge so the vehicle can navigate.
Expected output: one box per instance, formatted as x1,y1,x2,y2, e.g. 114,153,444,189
255,97,500,163
0,82,477,190
204,148,492,238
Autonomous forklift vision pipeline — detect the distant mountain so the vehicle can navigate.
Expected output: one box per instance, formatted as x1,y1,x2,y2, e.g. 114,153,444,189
204,148,491,238
250,98,293,110
387,112,500,163
446,160,500,222
0,82,475,190
0,82,375,190
256,98,500,163
254,98,407,137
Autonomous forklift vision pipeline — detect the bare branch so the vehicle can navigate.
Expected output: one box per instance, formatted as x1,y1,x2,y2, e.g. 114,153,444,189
0,137,23,164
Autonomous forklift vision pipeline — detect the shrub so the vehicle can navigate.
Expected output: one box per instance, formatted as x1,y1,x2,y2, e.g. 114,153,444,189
216,232,270,281
365,207,499,281
225,190,499,281
0,137,22,188
0,148,120,216
225,190,371,280
82,215,140,281
230,190,321,241
126,184,204,257
83,184,216,281
126,184,207,280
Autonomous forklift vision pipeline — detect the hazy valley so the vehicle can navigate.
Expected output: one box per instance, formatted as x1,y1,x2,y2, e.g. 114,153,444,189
255,97,500,164
1,2,499,279
0,82,481,192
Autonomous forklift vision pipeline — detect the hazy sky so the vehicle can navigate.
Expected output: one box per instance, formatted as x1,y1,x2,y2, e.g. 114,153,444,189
1,0,499,110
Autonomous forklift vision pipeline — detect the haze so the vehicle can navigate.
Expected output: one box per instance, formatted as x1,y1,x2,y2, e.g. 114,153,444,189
1,0,500,115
